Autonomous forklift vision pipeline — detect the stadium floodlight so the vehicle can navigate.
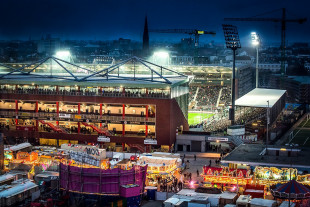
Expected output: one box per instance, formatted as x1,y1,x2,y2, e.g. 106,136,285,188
251,32,260,46
154,51,169,58
222,24,241,125
55,50,72,62
251,32,260,88
56,50,70,58
152,51,170,65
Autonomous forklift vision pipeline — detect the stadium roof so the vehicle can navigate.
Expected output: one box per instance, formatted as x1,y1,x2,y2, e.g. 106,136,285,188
0,56,188,87
235,88,286,108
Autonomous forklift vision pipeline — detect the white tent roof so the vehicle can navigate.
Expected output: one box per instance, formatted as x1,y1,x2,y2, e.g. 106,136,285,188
0,180,37,198
0,174,14,183
235,88,286,108
4,143,32,152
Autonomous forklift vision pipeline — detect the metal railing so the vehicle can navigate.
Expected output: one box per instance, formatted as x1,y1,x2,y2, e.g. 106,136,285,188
0,110,155,123
0,89,170,99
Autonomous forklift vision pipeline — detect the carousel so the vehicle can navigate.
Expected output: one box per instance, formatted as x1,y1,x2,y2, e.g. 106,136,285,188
271,180,310,206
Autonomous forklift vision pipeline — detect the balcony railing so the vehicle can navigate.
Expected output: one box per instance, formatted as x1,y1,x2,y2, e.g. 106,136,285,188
0,111,156,123
0,89,170,99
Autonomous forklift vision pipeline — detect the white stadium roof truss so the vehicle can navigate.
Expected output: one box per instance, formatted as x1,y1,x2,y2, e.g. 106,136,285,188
0,56,187,84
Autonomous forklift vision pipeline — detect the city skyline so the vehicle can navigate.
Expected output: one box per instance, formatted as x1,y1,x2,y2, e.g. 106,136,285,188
0,0,309,45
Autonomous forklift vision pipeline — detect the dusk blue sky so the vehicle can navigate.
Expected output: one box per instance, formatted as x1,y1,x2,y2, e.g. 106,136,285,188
0,0,309,45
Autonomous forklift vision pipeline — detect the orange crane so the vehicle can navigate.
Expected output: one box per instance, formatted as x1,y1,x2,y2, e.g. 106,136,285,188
225,8,307,75
149,29,216,47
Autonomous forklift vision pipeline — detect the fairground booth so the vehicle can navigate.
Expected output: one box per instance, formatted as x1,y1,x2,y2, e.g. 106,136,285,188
138,152,182,186
219,144,310,199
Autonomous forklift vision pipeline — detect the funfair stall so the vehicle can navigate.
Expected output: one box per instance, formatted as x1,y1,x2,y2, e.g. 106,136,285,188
138,153,182,186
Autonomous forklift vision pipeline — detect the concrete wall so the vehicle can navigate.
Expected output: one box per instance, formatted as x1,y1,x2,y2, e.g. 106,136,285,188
175,134,206,152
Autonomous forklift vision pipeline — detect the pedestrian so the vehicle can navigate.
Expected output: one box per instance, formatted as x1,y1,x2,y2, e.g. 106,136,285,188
209,159,212,166
197,169,199,177
194,154,196,161
189,173,192,181
184,154,186,159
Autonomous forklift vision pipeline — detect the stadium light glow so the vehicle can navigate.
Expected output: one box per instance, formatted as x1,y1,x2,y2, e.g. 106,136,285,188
152,51,170,65
251,32,259,46
56,50,71,58
153,51,169,58
55,50,72,63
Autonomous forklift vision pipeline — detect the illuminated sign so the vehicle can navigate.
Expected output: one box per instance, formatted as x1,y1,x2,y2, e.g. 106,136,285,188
207,137,229,142
144,139,157,145
75,115,81,119
197,31,204,34
59,114,71,118
69,151,101,167
85,147,100,156
61,144,106,160
98,136,110,142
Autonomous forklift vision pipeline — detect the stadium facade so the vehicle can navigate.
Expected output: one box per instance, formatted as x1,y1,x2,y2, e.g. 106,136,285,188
0,56,189,152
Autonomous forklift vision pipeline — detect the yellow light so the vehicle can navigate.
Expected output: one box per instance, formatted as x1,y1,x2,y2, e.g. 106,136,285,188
280,148,287,151
197,31,204,34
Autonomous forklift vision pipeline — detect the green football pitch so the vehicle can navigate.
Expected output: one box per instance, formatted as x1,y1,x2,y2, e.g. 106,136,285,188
291,118,310,147
188,112,214,125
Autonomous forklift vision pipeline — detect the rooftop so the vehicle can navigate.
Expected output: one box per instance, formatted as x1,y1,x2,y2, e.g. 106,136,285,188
4,143,32,152
235,88,286,108
222,144,310,169
0,56,188,87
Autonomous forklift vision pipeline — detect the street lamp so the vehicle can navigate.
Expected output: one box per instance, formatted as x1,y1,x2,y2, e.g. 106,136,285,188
251,32,260,88
222,24,241,125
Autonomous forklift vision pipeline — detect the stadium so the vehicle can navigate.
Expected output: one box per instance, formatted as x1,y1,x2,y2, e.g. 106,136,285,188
0,56,190,152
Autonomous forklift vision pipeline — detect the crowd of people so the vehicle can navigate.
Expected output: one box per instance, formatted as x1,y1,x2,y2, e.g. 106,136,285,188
219,86,231,107
203,107,267,132
0,86,170,99
189,85,222,110
157,175,183,193
189,85,232,110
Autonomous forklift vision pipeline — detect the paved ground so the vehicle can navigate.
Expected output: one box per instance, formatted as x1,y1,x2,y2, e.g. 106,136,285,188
181,155,221,183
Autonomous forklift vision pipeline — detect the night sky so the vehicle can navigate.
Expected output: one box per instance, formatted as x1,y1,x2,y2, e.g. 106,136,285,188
0,0,309,45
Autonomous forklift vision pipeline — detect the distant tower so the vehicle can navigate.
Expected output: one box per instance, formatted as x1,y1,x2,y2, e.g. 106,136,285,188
143,16,149,54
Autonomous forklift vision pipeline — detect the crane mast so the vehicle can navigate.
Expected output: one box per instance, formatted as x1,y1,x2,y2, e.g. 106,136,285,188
225,8,307,75
149,29,216,47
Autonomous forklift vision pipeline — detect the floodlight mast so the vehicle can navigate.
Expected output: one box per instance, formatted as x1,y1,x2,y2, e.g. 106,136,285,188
222,24,241,125
251,32,260,88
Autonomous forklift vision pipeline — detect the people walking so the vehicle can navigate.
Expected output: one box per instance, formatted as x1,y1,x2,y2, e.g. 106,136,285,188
194,154,196,161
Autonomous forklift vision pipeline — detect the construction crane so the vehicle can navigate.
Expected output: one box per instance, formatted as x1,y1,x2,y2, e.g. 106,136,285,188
224,8,307,75
149,29,216,47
